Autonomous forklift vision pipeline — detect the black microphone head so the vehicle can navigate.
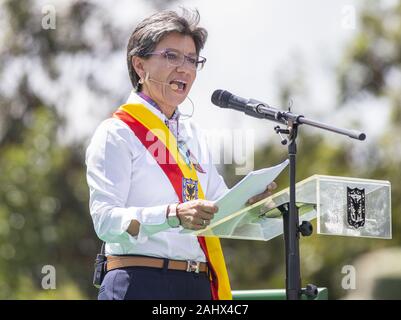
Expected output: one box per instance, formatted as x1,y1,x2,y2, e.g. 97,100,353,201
211,89,233,108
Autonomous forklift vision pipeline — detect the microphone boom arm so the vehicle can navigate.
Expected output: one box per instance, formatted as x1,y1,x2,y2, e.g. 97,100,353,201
255,104,366,141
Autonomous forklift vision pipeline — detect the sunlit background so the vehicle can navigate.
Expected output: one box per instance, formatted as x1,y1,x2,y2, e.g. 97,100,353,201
0,0,400,299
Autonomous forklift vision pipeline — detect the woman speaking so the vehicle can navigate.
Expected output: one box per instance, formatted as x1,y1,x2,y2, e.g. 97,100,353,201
86,8,276,300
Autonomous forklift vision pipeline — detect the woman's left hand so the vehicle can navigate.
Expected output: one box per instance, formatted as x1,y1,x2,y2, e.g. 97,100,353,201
246,181,278,205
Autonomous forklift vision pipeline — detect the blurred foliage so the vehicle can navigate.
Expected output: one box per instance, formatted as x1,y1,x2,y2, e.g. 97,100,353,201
0,103,95,298
1,0,400,300
222,0,401,299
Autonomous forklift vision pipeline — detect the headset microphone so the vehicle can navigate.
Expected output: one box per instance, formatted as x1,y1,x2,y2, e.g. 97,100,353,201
141,72,195,120
144,72,179,90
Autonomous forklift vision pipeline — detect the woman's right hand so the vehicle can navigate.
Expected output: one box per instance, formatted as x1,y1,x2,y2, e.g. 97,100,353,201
177,200,218,230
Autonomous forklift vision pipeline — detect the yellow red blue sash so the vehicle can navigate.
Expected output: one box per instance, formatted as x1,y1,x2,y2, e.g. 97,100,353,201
113,103,232,300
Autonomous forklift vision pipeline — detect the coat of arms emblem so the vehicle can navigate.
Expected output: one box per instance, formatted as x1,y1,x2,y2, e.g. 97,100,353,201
347,187,366,229
182,178,198,202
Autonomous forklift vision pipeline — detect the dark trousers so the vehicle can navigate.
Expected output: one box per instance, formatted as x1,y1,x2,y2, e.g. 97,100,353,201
98,266,212,300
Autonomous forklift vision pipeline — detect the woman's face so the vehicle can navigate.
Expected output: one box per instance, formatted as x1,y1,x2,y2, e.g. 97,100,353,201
134,32,198,117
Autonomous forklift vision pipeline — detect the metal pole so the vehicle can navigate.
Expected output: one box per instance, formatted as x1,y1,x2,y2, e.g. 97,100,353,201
285,124,301,300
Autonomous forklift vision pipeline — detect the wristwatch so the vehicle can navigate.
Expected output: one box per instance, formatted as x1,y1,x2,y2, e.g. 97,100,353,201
167,203,181,228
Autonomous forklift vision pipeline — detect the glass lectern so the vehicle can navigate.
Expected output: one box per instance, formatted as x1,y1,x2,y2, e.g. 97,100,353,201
188,175,391,241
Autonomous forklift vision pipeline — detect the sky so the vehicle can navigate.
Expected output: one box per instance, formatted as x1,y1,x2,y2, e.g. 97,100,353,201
181,0,390,143
184,0,362,138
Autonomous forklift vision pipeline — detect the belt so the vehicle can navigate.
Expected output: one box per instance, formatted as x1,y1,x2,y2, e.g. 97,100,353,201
106,255,209,274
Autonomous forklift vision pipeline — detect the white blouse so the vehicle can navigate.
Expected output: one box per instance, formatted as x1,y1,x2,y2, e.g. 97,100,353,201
85,92,228,261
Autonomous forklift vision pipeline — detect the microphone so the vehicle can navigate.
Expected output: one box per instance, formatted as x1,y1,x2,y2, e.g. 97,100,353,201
144,72,179,90
211,89,284,122
211,89,366,141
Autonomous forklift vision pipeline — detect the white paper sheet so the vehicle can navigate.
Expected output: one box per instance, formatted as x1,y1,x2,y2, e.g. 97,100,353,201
212,159,289,221
181,159,289,233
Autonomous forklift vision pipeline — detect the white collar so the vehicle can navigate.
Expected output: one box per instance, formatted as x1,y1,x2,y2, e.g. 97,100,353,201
126,91,181,122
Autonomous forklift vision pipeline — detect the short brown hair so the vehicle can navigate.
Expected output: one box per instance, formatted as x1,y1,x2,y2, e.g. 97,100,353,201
127,8,208,91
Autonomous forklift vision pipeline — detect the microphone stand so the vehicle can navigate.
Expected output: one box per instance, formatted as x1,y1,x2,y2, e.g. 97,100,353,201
256,106,366,300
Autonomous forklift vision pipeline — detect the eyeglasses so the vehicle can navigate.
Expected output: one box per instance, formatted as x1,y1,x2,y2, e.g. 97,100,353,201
145,49,207,71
